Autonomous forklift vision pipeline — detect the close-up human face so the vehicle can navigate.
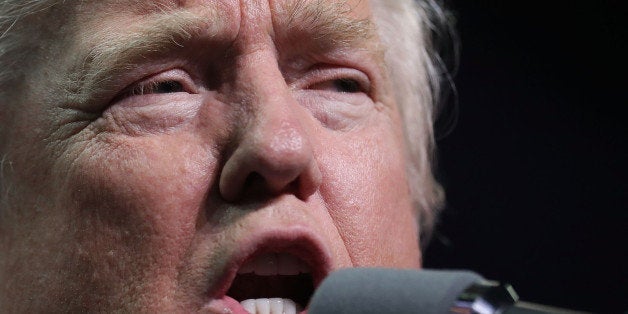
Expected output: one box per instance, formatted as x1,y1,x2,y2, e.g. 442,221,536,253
0,0,422,312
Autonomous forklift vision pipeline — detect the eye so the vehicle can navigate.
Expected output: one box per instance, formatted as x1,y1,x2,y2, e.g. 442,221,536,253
309,77,367,94
129,80,185,96
114,69,197,102
332,78,362,93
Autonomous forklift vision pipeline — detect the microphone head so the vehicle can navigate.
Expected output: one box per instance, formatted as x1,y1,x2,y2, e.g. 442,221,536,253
308,268,484,314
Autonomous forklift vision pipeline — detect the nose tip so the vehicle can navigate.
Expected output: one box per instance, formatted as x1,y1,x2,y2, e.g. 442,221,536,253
219,120,322,202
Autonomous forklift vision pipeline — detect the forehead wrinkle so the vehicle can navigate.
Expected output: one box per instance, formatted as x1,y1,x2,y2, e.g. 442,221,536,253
274,0,376,51
84,0,186,15
63,6,218,106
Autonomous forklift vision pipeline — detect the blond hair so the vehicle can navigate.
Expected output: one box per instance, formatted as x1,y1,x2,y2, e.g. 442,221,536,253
370,0,456,246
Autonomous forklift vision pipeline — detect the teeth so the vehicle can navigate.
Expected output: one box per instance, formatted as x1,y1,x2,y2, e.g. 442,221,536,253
238,253,310,275
240,298,300,314
241,300,257,314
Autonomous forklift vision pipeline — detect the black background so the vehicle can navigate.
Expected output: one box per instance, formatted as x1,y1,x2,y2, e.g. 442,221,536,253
423,1,627,313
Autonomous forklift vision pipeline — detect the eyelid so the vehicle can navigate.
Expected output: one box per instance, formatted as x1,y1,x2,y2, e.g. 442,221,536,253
117,68,198,100
296,67,372,94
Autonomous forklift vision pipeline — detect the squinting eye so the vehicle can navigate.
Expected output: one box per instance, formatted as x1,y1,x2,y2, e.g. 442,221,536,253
130,80,185,96
333,79,362,93
311,78,364,94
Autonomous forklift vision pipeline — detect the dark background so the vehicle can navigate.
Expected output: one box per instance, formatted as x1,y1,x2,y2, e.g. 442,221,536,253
423,1,627,313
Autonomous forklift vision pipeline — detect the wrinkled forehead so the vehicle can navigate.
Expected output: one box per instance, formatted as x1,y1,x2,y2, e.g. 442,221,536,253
57,0,380,74
86,0,373,14
21,0,379,64
76,0,375,45
72,0,374,29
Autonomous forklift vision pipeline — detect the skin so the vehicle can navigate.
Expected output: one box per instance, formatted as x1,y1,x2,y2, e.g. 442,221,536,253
0,0,423,312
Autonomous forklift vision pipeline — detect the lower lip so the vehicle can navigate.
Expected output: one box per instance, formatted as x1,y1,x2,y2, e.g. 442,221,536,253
203,296,249,314
204,296,309,314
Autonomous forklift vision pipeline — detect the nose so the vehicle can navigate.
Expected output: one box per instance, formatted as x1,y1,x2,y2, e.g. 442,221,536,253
218,54,322,202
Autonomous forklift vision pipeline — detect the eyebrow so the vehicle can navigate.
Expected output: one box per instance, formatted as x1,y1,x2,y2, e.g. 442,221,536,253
63,0,378,107
277,0,377,51
63,6,216,108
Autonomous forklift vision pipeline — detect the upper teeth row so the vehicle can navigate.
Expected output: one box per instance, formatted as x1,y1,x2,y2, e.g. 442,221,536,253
238,253,310,276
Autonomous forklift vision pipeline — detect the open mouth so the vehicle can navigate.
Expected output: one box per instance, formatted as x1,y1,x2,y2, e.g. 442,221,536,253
226,252,317,314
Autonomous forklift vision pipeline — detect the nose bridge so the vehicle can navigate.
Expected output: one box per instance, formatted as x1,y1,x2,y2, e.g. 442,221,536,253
237,48,305,156
237,48,290,109
218,48,322,201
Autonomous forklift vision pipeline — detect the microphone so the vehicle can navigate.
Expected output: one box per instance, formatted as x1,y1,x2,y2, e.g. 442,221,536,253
308,268,588,314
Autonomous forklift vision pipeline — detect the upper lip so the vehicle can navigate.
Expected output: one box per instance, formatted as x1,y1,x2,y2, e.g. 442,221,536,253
207,227,333,300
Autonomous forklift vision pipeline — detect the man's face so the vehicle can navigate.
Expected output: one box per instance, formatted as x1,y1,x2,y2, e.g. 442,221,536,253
0,0,422,312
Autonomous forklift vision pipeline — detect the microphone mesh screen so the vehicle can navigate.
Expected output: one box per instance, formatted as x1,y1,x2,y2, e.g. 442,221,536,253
309,268,483,314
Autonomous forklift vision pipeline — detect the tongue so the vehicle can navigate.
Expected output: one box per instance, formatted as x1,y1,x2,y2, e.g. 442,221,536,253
240,298,301,314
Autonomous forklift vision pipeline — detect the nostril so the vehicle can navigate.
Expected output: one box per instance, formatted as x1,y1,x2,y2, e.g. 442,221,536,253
245,172,266,190
243,172,274,198
237,172,301,201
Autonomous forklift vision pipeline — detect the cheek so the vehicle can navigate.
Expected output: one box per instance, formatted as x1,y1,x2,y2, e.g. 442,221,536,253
59,132,217,281
1,113,221,307
318,126,421,268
